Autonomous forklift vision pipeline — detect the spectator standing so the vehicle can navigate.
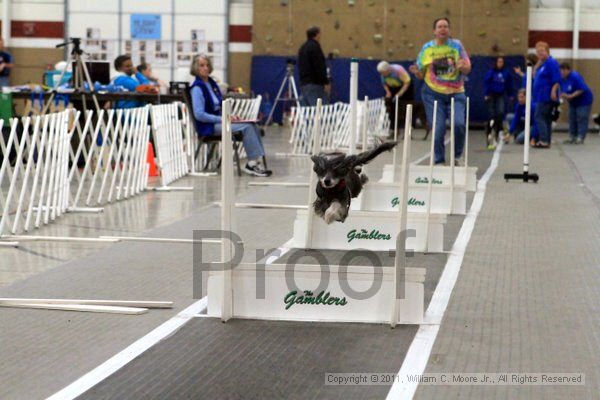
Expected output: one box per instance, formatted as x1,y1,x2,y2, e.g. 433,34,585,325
298,26,329,106
0,38,14,88
377,60,413,133
484,56,512,149
409,17,471,165
559,63,594,144
532,41,560,148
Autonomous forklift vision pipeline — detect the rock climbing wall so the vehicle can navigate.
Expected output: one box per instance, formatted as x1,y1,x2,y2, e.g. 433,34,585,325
252,0,529,58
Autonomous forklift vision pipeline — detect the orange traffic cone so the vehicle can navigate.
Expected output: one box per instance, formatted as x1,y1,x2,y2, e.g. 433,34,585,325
147,142,159,177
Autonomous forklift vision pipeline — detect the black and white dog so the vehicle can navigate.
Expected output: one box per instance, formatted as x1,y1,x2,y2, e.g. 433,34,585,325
310,141,397,224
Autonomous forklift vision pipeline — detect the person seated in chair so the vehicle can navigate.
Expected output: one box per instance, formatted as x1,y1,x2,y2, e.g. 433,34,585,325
112,55,143,109
189,54,271,177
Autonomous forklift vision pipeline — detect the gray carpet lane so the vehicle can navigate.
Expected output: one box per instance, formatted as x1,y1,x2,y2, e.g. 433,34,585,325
80,318,419,400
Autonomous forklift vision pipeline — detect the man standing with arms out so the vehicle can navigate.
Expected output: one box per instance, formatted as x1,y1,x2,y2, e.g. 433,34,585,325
0,38,14,88
532,41,560,148
410,17,471,165
559,63,593,144
298,26,330,106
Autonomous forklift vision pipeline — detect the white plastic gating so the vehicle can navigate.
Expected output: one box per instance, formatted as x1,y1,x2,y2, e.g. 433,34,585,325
207,264,425,324
290,210,445,253
381,164,478,192
352,182,467,215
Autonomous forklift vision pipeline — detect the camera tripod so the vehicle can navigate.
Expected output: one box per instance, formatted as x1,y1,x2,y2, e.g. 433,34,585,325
42,37,102,117
265,60,301,126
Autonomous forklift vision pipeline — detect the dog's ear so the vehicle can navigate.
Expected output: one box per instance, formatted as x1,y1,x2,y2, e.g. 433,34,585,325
311,155,325,173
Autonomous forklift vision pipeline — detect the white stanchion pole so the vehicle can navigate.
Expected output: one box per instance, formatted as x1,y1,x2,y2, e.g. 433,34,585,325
424,100,437,252
391,104,412,328
524,66,532,173
391,94,400,182
349,59,358,155
450,97,455,214
221,99,235,322
465,97,470,167
362,96,369,151
305,98,323,249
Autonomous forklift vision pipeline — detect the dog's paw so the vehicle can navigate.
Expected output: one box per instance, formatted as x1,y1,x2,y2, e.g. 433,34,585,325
323,210,336,224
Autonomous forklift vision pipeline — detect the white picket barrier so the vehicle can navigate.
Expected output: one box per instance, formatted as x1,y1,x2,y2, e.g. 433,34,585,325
0,110,73,243
286,98,388,156
70,106,151,208
150,102,191,190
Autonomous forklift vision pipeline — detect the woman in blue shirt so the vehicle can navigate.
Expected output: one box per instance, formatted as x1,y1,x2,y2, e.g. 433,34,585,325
559,63,594,144
532,42,560,148
189,54,271,177
484,56,512,149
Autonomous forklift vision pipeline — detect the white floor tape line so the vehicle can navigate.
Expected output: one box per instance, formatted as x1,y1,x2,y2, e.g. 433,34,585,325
386,141,503,400
46,238,294,400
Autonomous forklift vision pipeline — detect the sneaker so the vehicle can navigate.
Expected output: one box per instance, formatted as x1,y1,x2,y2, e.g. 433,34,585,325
243,163,272,177
487,140,497,151
534,141,550,148
563,137,576,144
575,137,584,144
503,133,511,144
454,158,464,167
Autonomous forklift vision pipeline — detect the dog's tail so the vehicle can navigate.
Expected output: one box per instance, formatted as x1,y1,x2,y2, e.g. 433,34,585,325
352,141,397,167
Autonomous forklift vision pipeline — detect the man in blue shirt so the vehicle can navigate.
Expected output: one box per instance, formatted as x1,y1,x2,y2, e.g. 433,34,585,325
532,41,560,148
560,63,594,144
0,38,14,87
111,55,142,109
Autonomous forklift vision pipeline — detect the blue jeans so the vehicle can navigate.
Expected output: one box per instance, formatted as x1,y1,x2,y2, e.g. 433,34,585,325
300,84,328,106
215,122,265,160
568,104,592,141
534,102,554,143
421,85,466,164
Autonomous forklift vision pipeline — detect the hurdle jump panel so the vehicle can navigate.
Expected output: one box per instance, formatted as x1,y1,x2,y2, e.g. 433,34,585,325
207,263,425,324
381,164,478,192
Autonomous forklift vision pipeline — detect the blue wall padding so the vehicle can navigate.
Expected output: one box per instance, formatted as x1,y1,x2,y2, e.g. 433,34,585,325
251,55,525,124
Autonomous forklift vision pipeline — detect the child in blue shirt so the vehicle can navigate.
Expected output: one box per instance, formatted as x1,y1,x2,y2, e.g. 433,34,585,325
111,55,142,109
484,56,512,149
559,62,594,144
509,89,538,145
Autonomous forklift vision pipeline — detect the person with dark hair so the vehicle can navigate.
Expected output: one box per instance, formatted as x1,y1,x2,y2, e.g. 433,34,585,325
136,62,166,87
0,38,14,88
189,54,271,177
559,63,593,144
484,56,512,149
531,41,560,148
297,26,329,106
409,17,471,165
509,89,538,145
111,54,142,109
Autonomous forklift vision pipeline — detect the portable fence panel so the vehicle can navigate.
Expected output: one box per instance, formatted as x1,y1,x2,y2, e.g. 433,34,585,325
0,110,72,236
151,103,189,187
70,106,150,208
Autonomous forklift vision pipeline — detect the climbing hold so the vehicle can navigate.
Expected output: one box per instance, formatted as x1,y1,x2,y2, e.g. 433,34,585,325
408,42,414,48
334,20,340,29
512,37,521,44
374,19,382,28
387,48,395,56
368,0,375,6
348,0,355,5
266,34,273,42
332,48,340,56
477,31,487,37
325,8,332,14
373,33,383,43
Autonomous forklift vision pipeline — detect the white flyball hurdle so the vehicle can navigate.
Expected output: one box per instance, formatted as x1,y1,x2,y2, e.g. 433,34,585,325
380,96,478,192
0,111,73,244
207,98,426,326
